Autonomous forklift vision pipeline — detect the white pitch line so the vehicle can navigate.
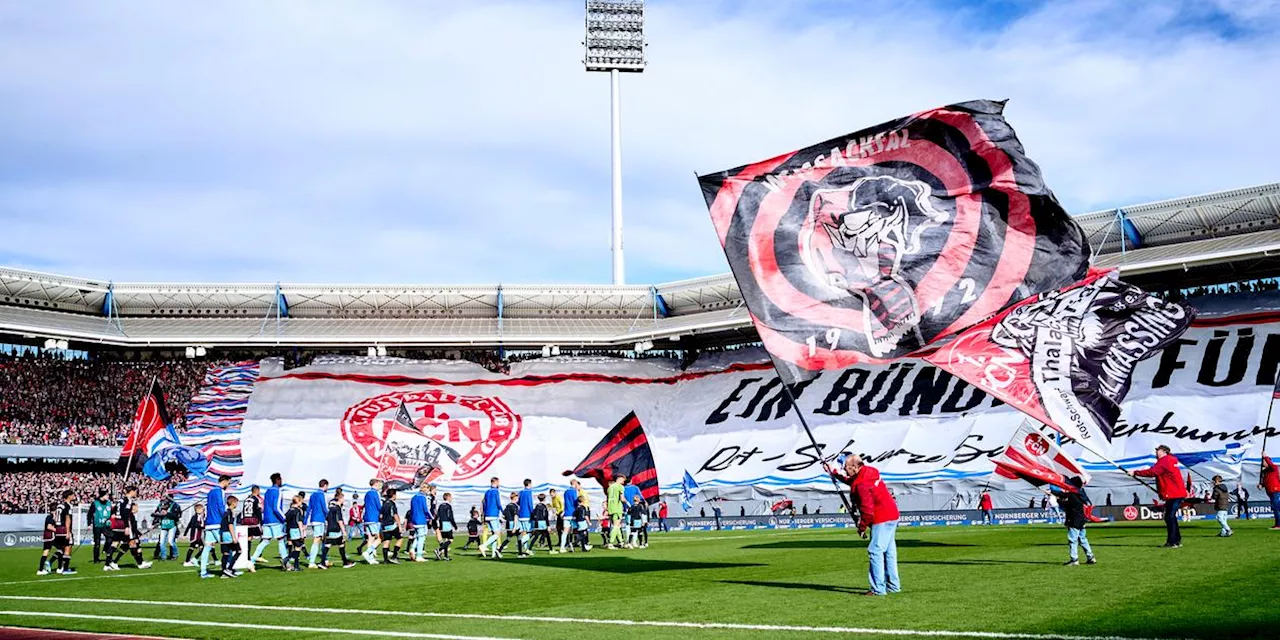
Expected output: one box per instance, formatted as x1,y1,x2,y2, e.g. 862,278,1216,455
0,611,518,640
0,596,1166,640
0,570,189,587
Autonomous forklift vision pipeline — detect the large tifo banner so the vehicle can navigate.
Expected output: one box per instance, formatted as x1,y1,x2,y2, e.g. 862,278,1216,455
240,295,1278,510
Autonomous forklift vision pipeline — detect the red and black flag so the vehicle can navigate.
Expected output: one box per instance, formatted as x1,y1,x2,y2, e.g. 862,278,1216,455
118,378,176,481
563,411,660,505
924,271,1195,447
698,99,1089,384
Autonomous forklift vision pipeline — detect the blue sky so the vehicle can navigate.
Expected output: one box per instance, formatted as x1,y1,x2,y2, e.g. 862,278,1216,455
0,0,1277,285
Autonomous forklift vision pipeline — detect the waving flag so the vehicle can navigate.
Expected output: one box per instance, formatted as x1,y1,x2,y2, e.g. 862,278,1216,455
119,379,178,481
1175,443,1251,480
376,400,461,490
992,420,1090,492
680,470,701,512
563,412,660,505
924,271,1195,448
699,99,1090,383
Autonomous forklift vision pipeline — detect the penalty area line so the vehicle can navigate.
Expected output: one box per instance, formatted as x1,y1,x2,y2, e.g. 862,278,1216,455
0,596,1167,640
0,611,518,640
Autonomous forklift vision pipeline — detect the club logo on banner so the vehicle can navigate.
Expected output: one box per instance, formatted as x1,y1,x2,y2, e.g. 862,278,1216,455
1024,432,1050,457
699,99,1090,382
340,390,522,483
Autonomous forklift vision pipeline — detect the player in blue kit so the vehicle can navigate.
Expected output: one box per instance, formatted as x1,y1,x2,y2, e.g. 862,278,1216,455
305,479,329,568
517,479,535,556
622,479,642,549
252,472,288,566
408,484,431,562
481,477,503,559
557,479,581,554
199,475,231,579
361,479,383,565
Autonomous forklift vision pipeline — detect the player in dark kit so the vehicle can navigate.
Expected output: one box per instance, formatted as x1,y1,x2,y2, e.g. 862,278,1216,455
501,492,525,557
219,495,240,578
182,503,214,567
320,488,356,569
238,485,263,574
380,487,403,564
627,497,648,549
531,494,552,551
106,486,152,571
462,508,481,551
284,492,306,571
39,491,77,575
435,492,457,561
572,495,592,552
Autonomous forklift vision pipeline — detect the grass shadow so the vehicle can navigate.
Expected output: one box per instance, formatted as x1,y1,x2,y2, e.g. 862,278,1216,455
741,539,974,550
719,579,868,594
517,555,764,574
898,559,1056,566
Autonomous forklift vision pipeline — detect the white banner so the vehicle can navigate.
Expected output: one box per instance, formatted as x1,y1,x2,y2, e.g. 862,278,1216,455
238,305,1280,510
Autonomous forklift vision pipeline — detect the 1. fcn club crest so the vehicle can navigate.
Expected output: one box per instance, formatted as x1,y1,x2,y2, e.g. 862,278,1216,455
340,390,522,486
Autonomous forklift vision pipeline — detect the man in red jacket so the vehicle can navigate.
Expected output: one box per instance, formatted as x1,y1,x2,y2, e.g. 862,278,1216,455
827,454,900,596
1128,445,1188,548
1260,456,1280,529
979,490,994,525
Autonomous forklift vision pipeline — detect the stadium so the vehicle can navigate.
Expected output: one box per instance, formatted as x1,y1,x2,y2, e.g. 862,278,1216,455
3,2,1280,640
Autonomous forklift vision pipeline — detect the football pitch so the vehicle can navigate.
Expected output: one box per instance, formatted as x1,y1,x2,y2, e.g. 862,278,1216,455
0,521,1276,640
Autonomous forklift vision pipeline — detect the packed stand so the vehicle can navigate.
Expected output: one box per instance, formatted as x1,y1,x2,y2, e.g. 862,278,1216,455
0,465,175,514
0,354,210,446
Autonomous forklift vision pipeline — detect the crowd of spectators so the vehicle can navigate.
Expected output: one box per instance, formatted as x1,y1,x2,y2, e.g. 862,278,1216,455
1157,278,1280,303
0,464,176,515
0,354,210,447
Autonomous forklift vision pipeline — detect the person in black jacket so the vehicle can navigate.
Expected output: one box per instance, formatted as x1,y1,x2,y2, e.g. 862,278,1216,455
1049,477,1096,566
284,493,306,571
151,496,182,560
462,508,481,551
530,494,551,551
183,503,216,567
379,487,402,564
219,495,240,578
320,488,356,569
435,492,457,561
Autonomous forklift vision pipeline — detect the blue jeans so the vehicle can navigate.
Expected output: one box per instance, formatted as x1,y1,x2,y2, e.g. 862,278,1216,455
1163,499,1183,546
157,527,178,559
1067,527,1092,561
1215,510,1232,534
867,521,900,595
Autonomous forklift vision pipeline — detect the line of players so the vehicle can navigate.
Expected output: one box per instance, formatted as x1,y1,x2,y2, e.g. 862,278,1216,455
36,471,654,578
38,485,154,576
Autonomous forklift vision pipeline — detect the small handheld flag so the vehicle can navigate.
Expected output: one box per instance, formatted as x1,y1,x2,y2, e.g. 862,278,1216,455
680,470,700,512
992,420,1090,492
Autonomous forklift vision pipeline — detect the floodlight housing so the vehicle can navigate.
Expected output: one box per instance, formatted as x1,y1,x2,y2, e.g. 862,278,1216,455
584,0,646,72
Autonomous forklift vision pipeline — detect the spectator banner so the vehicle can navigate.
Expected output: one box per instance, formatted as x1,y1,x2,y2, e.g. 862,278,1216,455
698,99,1089,383
236,303,1272,510
923,272,1195,451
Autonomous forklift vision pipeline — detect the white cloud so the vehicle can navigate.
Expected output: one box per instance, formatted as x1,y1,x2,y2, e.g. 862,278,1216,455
0,0,1276,284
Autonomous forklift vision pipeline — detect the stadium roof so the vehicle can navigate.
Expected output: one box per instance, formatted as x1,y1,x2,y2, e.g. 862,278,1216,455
2,182,1277,350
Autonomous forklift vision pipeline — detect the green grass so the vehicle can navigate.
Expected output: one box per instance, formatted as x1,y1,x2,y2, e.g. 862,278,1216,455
0,520,1277,639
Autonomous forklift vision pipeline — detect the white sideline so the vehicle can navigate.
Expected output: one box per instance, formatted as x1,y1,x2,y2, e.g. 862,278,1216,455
0,570,190,587
0,611,517,640
0,596,1166,640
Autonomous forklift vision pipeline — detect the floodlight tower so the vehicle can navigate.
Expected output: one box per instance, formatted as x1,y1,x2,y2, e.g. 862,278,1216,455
584,0,646,285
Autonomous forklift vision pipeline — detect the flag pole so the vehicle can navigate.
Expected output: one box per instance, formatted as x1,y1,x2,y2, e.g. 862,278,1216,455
776,381,856,521
120,374,158,486
1260,373,1278,474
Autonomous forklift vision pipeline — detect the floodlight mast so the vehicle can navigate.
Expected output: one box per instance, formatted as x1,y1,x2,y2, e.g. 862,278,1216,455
584,0,645,286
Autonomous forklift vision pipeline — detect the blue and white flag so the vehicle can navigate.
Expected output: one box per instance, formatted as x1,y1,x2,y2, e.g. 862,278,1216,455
1175,443,1252,479
680,470,699,512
